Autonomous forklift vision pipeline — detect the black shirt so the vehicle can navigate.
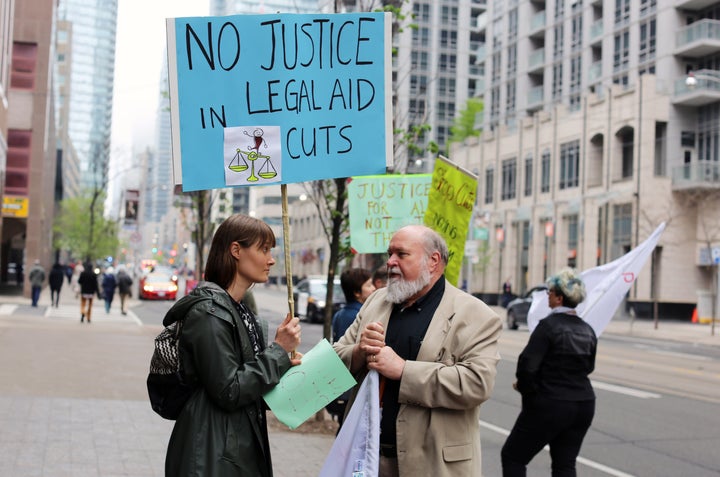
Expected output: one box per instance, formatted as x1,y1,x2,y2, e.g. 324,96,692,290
380,277,445,447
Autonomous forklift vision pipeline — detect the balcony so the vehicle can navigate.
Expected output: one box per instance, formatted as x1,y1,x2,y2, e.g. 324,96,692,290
674,0,717,11
528,48,545,74
590,19,603,44
529,11,546,38
673,70,720,106
588,61,602,83
675,19,720,58
527,85,544,112
470,0,488,12
476,44,487,63
672,162,720,191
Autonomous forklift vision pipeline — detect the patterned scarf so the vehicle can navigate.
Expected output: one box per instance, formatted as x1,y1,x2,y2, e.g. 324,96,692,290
232,299,264,355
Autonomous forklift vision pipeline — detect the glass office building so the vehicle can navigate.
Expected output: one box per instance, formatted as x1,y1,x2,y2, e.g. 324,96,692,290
57,0,118,191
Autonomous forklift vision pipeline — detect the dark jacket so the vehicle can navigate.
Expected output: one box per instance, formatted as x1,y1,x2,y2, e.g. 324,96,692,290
331,300,362,343
163,282,292,477
78,269,99,295
516,312,597,401
102,273,117,298
48,264,65,290
116,270,133,295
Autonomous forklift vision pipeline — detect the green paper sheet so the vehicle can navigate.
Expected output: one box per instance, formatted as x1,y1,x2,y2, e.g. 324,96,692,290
263,339,356,429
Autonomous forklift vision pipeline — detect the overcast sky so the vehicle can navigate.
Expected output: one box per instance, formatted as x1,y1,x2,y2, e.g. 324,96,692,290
108,0,208,215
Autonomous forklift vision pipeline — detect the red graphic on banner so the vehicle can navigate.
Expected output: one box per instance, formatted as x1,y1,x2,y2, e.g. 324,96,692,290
622,272,635,283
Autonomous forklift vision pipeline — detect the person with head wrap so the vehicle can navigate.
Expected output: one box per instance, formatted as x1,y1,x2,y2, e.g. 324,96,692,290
501,268,597,477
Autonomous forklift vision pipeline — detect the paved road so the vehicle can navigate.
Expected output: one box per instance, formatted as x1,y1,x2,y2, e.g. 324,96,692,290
1,284,718,476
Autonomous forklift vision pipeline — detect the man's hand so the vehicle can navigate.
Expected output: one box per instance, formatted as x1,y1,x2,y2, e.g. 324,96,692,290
350,321,385,373
367,345,405,380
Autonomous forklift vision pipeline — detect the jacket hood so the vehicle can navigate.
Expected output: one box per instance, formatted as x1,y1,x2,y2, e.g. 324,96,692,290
162,281,232,327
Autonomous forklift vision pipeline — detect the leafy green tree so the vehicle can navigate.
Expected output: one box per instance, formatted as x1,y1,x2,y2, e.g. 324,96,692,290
53,189,120,263
448,98,483,145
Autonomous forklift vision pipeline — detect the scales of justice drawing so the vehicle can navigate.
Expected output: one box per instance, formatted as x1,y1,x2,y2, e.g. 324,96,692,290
224,127,282,185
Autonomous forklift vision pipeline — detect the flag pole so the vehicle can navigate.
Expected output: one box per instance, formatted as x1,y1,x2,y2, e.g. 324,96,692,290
281,184,296,357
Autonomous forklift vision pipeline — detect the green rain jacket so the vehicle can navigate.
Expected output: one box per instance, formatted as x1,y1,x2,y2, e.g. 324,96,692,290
163,282,292,477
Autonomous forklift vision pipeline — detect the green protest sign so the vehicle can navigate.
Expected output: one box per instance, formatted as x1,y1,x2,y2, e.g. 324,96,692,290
263,339,356,429
348,174,432,253
423,156,477,286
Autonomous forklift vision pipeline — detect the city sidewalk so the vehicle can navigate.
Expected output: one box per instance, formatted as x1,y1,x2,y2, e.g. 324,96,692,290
0,285,334,477
0,286,716,476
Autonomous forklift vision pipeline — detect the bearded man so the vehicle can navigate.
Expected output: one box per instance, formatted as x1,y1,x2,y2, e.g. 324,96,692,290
333,225,502,477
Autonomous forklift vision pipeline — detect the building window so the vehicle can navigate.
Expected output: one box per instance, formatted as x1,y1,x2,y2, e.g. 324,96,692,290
552,63,563,101
613,31,630,74
411,51,429,70
485,167,495,204
553,25,564,59
441,5,459,23
567,214,579,267
506,80,516,112
541,151,551,193
619,128,634,179
507,44,517,76
614,0,630,26
440,30,457,49
11,42,38,90
639,19,656,64
508,8,518,40
412,27,430,47
501,158,517,200
611,203,632,259
490,86,501,124
439,54,457,72
559,140,580,189
524,155,533,196
413,2,430,23
571,15,583,52
639,0,657,17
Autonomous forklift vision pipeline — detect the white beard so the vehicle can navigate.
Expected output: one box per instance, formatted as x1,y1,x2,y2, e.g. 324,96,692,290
385,264,431,305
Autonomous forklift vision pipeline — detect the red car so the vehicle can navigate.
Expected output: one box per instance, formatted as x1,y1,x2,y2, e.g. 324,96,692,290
139,272,178,300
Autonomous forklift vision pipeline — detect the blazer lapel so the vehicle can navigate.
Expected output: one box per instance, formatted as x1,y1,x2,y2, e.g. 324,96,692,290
415,282,455,362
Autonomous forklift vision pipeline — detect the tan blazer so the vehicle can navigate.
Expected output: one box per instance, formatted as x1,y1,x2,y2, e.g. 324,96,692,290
334,280,502,477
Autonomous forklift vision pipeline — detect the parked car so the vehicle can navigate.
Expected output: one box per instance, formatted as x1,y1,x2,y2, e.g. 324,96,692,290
293,276,345,323
138,272,178,300
506,285,547,330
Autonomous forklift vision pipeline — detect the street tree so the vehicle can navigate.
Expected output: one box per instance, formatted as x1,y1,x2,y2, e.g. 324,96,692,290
53,189,120,264
448,98,483,145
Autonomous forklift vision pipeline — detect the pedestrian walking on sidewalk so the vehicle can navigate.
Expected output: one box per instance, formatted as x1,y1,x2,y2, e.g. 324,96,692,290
48,262,65,307
501,268,597,477
28,259,46,307
162,214,302,477
116,267,133,315
101,267,117,313
78,263,99,323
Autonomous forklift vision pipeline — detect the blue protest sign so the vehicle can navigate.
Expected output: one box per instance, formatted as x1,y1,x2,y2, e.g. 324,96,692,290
166,13,391,191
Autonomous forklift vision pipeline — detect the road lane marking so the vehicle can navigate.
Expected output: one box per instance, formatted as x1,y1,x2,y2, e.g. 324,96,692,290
480,420,637,477
591,380,661,399
0,304,17,315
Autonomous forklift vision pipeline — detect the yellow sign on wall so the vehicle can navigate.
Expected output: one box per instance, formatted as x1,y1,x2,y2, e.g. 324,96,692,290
2,196,29,218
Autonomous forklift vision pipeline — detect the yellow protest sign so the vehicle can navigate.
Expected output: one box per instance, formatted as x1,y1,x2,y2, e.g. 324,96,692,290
423,156,477,286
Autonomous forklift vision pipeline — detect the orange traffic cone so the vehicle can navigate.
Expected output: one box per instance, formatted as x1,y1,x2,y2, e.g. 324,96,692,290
691,308,698,324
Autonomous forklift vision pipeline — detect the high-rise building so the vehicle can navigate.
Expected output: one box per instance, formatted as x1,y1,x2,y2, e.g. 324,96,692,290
4,0,58,293
451,0,720,319
57,0,117,192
